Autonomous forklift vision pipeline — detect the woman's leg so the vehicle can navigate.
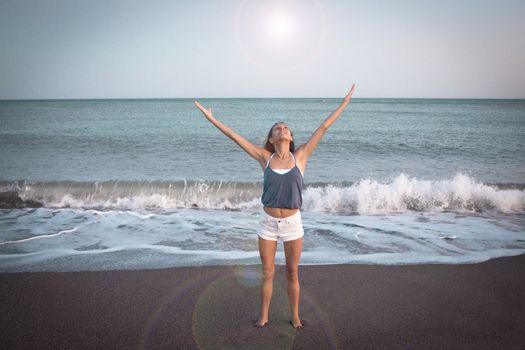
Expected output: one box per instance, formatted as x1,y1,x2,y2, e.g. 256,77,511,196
257,236,277,325
283,236,303,327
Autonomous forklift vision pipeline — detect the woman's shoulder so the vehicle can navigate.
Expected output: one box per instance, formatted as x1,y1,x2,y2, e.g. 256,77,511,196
259,149,273,170
261,149,273,157
260,149,273,161
292,147,306,162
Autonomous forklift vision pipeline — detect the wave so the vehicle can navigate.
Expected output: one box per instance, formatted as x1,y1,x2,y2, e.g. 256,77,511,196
0,173,524,214
0,227,78,245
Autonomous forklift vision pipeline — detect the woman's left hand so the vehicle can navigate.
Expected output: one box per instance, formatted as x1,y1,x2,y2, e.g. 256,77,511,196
342,83,356,105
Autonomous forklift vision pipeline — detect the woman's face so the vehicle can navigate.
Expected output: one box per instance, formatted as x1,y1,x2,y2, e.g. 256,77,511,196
271,122,293,143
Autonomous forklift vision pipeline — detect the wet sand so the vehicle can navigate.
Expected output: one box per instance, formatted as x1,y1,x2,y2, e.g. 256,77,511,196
1,254,524,349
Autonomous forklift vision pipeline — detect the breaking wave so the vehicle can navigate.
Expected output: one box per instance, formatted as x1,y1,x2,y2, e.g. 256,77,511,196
1,173,523,214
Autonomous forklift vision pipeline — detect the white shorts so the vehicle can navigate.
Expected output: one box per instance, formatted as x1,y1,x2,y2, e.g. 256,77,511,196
257,208,305,242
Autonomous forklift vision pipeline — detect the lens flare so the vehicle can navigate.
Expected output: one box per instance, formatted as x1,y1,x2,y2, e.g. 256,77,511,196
192,273,297,349
139,273,210,349
233,264,262,287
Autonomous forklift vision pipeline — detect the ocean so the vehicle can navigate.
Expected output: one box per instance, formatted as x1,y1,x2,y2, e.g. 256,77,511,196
0,98,524,272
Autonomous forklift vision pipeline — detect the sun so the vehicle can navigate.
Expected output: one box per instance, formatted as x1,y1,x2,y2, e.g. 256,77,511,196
264,12,295,42
234,0,326,72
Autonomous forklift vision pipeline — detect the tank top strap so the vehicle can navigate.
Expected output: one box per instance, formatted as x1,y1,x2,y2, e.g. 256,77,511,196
265,153,275,169
290,152,296,165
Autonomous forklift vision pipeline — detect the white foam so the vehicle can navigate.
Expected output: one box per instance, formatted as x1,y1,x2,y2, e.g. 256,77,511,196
0,207,524,272
6,173,524,214
303,173,525,214
0,227,78,245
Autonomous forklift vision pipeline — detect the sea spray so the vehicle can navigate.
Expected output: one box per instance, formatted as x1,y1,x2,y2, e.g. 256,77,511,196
1,173,523,214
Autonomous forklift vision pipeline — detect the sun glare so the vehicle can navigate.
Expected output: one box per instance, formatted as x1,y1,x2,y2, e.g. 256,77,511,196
234,0,326,72
265,12,294,41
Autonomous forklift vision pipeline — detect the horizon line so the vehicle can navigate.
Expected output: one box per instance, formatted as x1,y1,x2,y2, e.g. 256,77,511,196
1,97,524,101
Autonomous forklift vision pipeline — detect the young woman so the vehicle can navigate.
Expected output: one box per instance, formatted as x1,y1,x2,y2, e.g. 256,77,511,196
194,83,356,329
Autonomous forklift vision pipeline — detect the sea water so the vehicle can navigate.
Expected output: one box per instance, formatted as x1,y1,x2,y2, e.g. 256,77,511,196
0,98,524,272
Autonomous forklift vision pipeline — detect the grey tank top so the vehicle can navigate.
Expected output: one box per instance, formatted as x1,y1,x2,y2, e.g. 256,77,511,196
261,152,305,209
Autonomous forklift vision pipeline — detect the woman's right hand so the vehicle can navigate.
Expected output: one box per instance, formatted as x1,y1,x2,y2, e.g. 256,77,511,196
194,101,214,120
342,83,356,106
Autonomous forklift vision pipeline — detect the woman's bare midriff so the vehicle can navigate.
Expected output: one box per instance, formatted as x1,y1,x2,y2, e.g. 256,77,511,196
263,206,299,219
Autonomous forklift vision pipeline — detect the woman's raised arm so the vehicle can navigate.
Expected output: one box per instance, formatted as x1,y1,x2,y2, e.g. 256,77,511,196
194,100,268,166
295,84,356,161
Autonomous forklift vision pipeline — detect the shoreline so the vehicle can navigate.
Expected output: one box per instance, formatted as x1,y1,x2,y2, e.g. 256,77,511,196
1,254,524,349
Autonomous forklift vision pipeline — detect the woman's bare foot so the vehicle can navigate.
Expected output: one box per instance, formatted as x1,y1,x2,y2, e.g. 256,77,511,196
253,318,269,327
290,318,304,329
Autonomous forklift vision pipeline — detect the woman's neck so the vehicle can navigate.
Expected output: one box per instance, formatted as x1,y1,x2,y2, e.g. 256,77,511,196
273,142,290,159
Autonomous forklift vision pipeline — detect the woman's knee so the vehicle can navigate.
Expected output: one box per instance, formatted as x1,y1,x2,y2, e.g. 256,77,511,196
285,267,299,281
262,266,275,280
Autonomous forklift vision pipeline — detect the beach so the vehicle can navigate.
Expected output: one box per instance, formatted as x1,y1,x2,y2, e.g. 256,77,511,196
1,254,524,349
1,98,524,349
2,0,524,348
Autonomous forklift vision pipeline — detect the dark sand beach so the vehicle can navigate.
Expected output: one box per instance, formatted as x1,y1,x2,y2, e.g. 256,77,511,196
1,254,524,350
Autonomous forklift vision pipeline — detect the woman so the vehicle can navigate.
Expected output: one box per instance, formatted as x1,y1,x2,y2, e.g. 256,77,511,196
194,83,356,330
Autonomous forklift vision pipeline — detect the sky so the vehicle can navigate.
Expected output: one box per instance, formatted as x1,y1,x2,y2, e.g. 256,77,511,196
0,0,524,99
